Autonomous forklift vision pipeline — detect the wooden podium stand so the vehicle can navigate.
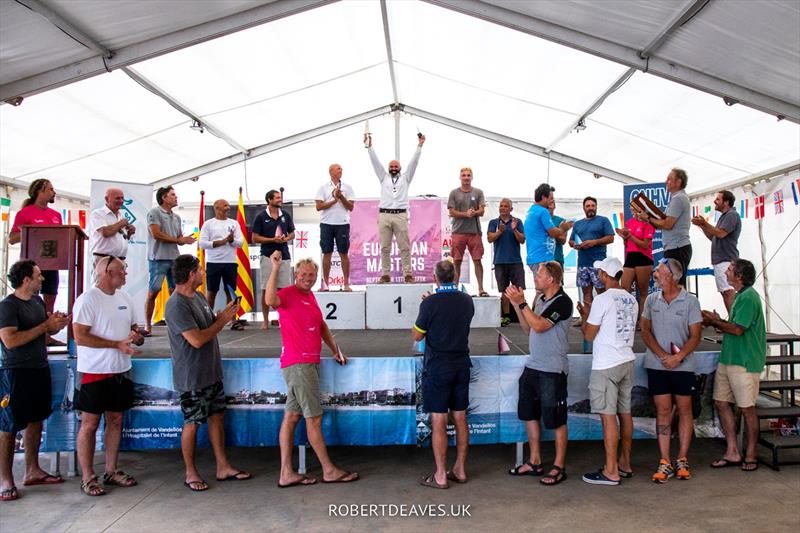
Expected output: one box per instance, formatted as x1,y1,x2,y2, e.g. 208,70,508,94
20,224,87,350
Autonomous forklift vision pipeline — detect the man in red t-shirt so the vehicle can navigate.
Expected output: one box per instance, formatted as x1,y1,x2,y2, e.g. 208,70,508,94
9,179,63,322
264,250,358,488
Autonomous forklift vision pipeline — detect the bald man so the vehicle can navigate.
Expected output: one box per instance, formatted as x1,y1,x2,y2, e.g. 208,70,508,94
365,132,426,284
89,187,136,274
315,164,355,291
199,199,245,325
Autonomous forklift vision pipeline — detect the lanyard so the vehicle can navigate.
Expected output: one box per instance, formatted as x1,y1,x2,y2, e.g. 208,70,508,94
435,283,458,293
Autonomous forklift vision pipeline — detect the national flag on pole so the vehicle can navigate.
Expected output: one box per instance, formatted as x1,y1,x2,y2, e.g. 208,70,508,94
618,212,624,229
704,205,712,220
0,197,10,222
196,191,206,295
754,195,765,219
235,187,255,318
691,206,698,217
612,213,620,229
791,179,799,205
773,189,784,215
739,199,749,218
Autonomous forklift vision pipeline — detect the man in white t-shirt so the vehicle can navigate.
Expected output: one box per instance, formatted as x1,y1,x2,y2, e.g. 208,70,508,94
315,164,355,291
72,257,145,496
199,199,245,328
576,257,638,486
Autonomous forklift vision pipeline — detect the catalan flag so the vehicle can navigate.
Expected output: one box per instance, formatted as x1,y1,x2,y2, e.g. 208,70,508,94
235,187,255,318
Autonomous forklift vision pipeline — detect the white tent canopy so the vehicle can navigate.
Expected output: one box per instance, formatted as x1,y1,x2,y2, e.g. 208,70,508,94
1,0,799,201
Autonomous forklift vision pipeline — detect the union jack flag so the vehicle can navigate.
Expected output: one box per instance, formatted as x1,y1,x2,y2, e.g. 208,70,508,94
295,230,308,248
754,194,765,220
773,189,784,215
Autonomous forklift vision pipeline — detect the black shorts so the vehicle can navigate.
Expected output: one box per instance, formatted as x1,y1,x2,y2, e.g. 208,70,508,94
0,367,52,433
624,251,653,268
494,263,526,292
422,366,470,414
517,367,568,429
664,244,692,286
74,373,134,414
320,223,350,255
41,270,59,295
205,262,237,293
647,369,695,396
180,381,226,424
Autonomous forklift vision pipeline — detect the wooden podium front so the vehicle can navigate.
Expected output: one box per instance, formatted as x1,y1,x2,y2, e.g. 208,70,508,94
20,224,87,349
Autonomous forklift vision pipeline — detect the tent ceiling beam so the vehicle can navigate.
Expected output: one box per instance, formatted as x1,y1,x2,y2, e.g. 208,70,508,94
15,0,112,59
423,0,800,123
545,0,710,153
0,0,336,102
121,67,249,154
400,104,643,185
688,160,800,200
380,0,399,105
150,105,394,189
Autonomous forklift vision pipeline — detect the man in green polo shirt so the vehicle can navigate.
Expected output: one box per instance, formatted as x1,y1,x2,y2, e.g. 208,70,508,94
702,258,766,472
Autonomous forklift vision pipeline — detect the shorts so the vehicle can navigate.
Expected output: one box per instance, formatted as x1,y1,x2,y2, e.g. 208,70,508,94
259,257,292,288
450,233,484,261
320,223,350,255
494,263,526,292
422,366,470,414
41,270,59,295
664,244,692,286
206,262,237,293
282,363,322,418
74,373,134,414
589,361,634,415
713,363,760,408
647,369,695,396
517,368,568,429
0,367,53,433
527,262,544,276
577,267,605,289
714,262,734,292
148,259,175,292
179,381,226,424
624,251,653,268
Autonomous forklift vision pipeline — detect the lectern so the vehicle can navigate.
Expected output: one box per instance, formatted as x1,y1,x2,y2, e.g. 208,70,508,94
20,224,87,350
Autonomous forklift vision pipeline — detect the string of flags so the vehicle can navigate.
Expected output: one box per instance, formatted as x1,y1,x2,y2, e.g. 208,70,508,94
692,178,798,222
61,208,87,229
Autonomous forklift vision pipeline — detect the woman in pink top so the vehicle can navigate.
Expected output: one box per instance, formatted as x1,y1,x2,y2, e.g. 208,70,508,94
616,210,655,327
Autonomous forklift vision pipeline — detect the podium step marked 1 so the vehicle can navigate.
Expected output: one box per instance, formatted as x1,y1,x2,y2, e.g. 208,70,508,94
316,285,502,330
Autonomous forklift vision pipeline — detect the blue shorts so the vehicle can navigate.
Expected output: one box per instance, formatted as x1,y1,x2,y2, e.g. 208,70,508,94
148,259,175,292
41,270,59,295
320,223,350,255
422,366,470,413
0,367,53,433
205,262,237,293
577,266,605,289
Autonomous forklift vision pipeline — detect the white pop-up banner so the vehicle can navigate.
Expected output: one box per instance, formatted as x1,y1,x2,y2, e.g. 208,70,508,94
89,180,152,324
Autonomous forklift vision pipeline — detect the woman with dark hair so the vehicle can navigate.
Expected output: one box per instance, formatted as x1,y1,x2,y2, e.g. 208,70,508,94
617,209,655,327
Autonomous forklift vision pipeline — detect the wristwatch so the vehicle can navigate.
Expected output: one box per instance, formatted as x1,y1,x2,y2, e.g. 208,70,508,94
518,302,528,311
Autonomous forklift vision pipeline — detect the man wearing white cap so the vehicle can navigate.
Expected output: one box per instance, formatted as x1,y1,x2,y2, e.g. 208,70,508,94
576,257,638,486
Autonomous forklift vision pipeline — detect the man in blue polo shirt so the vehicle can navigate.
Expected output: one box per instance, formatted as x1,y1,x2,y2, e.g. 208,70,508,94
488,198,525,326
524,184,572,274
413,260,474,489
569,196,614,305
252,190,295,330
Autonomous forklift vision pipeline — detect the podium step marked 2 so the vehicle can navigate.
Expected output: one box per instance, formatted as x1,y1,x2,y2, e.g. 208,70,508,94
313,291,366,330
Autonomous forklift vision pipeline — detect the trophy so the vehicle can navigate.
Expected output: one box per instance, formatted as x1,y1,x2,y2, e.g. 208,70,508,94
364,120,371,148
630,192,667,220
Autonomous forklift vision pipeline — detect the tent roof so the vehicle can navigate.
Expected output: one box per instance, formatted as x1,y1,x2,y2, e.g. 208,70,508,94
1,0,799,201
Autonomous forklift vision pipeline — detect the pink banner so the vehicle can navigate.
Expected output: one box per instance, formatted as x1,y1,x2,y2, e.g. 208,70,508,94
350,199,442,283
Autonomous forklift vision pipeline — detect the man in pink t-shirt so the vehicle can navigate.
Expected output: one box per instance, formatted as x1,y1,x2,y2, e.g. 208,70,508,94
9,179,63,320
264,250,359,488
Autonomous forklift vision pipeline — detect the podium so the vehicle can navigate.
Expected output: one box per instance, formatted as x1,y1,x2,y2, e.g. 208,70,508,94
20,224,88,348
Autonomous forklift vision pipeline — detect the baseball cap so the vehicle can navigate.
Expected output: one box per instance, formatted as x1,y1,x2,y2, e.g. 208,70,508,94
593,257,623,277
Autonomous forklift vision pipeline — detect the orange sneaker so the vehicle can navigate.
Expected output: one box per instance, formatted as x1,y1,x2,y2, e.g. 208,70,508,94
675,457,692,480
652,459,674,484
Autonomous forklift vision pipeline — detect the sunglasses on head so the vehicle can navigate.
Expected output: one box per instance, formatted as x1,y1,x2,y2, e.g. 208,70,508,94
655,258,673,275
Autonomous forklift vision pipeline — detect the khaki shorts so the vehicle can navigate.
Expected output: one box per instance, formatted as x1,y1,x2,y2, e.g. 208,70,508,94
713,363,760,408
282,363,322,418
260,257,292,288
589,361,634,415
714,262,734,292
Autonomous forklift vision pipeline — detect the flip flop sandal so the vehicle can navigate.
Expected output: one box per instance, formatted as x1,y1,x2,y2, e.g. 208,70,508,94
710,458,742,468
540,466,567,486
741,461,759,472
322,471,359,483
103,470,137,487
508,462,544,476
183,480,208,492
217,470,252,482
0,486,18,501
446,471,468,484
24,473,64,486
277,476,317,488
81,476,106,497
230,321,246,331
419,473,448,490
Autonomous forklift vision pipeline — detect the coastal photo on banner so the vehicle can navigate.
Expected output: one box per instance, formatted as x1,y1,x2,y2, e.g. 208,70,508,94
90,179,152,324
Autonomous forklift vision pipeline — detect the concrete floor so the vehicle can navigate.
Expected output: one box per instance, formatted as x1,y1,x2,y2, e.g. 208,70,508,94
2,438,798,532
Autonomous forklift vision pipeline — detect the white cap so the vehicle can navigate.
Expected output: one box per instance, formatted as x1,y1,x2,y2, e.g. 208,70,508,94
593,257,623,277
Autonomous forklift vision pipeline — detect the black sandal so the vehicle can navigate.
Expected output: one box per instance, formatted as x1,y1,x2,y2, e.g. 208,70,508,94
508,461,543,476
540,466,567,486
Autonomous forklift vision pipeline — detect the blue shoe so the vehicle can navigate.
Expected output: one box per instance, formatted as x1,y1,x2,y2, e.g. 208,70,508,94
582,471,620,486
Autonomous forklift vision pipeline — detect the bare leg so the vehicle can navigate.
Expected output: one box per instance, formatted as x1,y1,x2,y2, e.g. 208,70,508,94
321,253,332,288
0,432,17,492
675,395,693,459
430,413,449,486
721,289,736,315
22,422,54,482
180,423,204,486
714,400,742,461
654,395,673,461
741,406,759,463
208,412,246,479
450,410,468,480
453,260,463,286
340,253,351,290
305,415,355,481
635,266,652,323
553,424,568,469
206,290,218,309
618,413,633,473
473,260,484,293
526,420,542,466
599,414,620,481
278,411,312,485
261,290,270,330
42,293,56,314
582,286,593,306
77,412,101,481
144,290,159,331
620,268,635,291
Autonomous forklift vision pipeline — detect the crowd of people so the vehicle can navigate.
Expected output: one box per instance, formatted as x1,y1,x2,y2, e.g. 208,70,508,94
0,137,767,501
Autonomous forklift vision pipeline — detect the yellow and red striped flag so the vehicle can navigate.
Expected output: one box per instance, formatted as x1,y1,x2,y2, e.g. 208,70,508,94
196,191,206,295
235,187,254,318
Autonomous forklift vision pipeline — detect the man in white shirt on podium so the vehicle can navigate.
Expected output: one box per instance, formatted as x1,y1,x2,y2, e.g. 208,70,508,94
88,188,135,277
315,164,354,291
